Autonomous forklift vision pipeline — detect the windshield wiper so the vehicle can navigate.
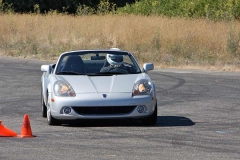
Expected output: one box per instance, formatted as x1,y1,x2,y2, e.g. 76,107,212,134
56,71,86,75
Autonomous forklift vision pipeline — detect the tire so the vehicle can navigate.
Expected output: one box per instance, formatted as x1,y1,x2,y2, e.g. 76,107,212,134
47,112,61,126
41,97,47,118
41,85,47,118
46,93,61,126
141,104,157,126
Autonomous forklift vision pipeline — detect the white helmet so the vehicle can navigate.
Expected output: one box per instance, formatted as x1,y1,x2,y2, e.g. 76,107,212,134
110,48,121,51
107,54,123,66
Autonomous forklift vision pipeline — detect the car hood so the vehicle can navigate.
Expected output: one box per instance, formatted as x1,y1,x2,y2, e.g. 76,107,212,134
55,74,150,93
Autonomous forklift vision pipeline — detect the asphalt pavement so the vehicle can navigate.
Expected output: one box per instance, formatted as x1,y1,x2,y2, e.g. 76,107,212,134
0,57,239,160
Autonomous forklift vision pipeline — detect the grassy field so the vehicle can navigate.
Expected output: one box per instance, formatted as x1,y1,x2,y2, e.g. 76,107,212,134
0,14,240,70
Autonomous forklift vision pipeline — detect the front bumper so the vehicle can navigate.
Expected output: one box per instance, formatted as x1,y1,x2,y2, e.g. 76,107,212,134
49,92,157,120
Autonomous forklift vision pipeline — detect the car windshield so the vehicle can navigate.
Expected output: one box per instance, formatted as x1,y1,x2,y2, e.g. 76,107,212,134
55,51,142,75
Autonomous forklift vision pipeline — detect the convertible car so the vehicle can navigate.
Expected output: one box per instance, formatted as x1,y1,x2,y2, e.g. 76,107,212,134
41,48,157,125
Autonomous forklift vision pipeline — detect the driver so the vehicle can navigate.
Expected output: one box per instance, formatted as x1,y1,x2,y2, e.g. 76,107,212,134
100,54,128,73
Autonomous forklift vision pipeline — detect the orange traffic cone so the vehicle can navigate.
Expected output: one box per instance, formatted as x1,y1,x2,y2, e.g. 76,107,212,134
18,114,34,138
0,120,17,137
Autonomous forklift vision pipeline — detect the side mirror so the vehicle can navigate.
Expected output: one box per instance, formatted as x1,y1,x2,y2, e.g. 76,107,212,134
143,63,154,72
41,65,51,74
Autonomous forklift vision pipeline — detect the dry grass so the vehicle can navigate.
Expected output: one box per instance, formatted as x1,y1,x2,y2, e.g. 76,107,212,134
0,14,240,70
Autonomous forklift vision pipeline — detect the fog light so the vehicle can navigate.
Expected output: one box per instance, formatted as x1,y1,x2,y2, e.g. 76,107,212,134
63,107,71,114
137,106,145,113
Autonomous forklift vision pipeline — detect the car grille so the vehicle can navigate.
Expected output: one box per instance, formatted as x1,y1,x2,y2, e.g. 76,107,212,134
72,106,136,115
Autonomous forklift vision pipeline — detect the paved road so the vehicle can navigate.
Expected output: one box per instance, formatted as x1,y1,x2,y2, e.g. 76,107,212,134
0,57,239,160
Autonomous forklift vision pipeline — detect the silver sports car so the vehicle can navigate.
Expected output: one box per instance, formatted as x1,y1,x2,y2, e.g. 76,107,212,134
41,48,157,125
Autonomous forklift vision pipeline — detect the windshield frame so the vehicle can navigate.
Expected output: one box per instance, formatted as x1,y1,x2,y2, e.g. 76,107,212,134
54,50,142,75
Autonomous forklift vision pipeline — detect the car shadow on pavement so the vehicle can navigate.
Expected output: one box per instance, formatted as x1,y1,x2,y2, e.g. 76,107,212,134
62,116,195,127
157,116,195,127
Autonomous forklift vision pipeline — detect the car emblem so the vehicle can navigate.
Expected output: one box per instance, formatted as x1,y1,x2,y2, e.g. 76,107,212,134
102,94,107,98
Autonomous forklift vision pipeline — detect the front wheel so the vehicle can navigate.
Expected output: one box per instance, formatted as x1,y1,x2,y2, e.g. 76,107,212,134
41,97,47,118
46,93,61,126
41,85,47,118
47,111,61,126
141,104,157,125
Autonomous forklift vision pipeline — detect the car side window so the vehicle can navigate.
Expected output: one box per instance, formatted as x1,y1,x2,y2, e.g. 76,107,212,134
51,64,56,73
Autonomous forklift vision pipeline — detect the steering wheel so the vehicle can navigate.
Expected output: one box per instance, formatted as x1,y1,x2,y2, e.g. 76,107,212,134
109,68,128,73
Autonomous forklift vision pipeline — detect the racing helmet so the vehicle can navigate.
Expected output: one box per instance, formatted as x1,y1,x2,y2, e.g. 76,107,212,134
106,54,123,66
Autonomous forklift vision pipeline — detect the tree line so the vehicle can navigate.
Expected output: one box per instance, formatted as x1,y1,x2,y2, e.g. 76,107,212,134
1,0,240,21
1,0,135,13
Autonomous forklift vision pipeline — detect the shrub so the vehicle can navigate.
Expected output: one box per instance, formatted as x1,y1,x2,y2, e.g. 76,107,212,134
117,0,240,20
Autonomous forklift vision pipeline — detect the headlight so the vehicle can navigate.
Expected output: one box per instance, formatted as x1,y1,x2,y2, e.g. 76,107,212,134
54,80,76,97
132,79,152,96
